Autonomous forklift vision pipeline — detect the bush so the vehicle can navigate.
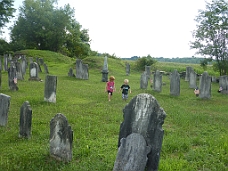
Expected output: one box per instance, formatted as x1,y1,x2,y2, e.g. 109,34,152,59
135,55,157,71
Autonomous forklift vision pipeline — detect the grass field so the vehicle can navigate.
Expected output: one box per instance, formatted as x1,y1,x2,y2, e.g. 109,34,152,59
0,50,228,171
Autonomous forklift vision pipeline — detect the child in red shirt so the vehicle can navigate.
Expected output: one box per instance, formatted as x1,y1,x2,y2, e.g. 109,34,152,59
105,76,116,101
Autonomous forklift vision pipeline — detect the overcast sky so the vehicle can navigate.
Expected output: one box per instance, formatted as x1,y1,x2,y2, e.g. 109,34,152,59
2,0,208,58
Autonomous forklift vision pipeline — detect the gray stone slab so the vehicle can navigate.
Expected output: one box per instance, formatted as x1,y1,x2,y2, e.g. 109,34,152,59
0,93,11,126
44,75,57,103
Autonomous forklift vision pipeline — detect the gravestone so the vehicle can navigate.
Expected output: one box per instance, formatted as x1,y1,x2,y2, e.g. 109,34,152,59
21,56,27,76
19,101,32,139
68,68,74,77
4,54,8,71
101,56,109,82
113,133,151,171
43,63,49,74
0,56,2,71
76,59,89,80
189,70,197,89
145,66,151,81
15,61,24,80
29,57,33,64
153,70,162,92
0,71,1,89
39,58,44,65
126,63,130,76
117,93,166,171
44,75,57,103
170,69,180,96
50,113,73,162
199,71,211,99
28,62,41,81
8,62,19,91
185,66,193,81
140,72,148,89
36,57,42,72
219,75,228,94
0,93,11,126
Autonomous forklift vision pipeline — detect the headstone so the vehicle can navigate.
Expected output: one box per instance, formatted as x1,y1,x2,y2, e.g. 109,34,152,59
0,70,1,89
15,61,24,80
19,101,32,138
101,56,109,82
189,71,197,89
21,56,27,76
43,63,49,74
0,56,2,71
44,75,57,103
117,93,166,171
28,62,41,81
0,93,11,126
29,57,33,64
39,58,44,65
68,68,74,77
219,75,228,94
126,63,130,76
50,113,73,162
113,133,151,171
4,54,8,71
199,71,211,99
8,62,19,91
185,66,192,81
76,59,89,80
153,70,162,92
36,57,42,72
145,66,151,81
140,72,148,89
170,69,180,96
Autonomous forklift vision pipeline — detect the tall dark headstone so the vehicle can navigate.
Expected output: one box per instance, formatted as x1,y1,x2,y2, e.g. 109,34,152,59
101,56,109,82
21,56,27,76
189,70,197,89
68,68,74,77
8,62,19,91
19,101,32,138
140,72,148,89
43,63,49,74
117,93,166,171
50,113,73,162
76,59,89,80
0,93,11,126
219,75,228,94
44,75,57,103
15,61,24,80
199,71,211,99
153,70,162,92
185,66,193,81
170,69,180,96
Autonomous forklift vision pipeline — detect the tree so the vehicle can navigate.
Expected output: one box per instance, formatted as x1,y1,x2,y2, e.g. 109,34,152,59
0,0,15,29
135,55,157,71
190,0,228,75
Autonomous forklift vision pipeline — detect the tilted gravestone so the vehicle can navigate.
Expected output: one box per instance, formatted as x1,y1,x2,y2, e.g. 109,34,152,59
153,70,162,92
117,93,166,171
0,93,11,126
189,70,197,89
199,71,211,99
76,59,89,80
101,56,109,82
185,66,193,81
28,62,41,81
43,63,49,74
113,133,151,171
140,72,148,89
170,69,180,96
15,61,24,80
219,75,228,94
44,75,57,103
50,113,73,162
8,62,19,91
126,63,130,76
19,101,32,139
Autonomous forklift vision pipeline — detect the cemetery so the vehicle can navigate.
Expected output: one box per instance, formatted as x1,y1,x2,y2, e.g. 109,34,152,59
0,50,228,170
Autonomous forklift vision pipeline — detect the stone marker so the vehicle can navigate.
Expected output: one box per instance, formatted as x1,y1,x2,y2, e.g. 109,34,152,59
199,71,211,99
189,70,197,89
113,133,151,171
140,72,148,89
50,113,73,162
4,54,8,71
145,66,151,81
185,66,193,81
44,75,57,103
126,63,130,76
28,62,41,81
21,56,27,76
0,71,1,89
0,93,11,126
153,70,162,92
170,69,180,96
117,93,166,171
101,56,109,82
8,62,19,91
15,61,24,80
76,59,89,80
0,56,2,71
43,63,49,74
68,68,74,77
219,75,228,94
29,57,33,64
19,101,32,138
36,57,42,72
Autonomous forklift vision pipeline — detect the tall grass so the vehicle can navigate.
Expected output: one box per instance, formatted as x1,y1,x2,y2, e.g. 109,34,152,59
0,50,227,171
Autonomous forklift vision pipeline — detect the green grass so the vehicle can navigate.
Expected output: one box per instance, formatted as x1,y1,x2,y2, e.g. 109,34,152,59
0,50,228,171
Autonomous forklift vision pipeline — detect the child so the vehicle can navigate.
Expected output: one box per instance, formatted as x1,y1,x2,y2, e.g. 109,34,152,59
194,87,199,97
105,76,116,101
120,79,131,101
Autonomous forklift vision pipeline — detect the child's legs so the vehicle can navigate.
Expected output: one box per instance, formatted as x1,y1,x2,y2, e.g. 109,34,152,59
108,91,112,100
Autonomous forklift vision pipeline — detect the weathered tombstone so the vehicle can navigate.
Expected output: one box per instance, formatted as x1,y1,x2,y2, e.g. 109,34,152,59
44,75,57,103
153,70,162,92
8,62,19,91
170,69,180,96
21,56,27,76
28,57,33,64
189,71,197,89
199,71,211,99
39,58,44,65
76,59,89,80
50,113,73,162
113,133,151,171
145,66,151,81
101,56,109,82
4,54,8,71
43,63,49,74
0,93,11,126
117,93,166,171
15,61,24,80
219,75,228,94
19,101,32,139
28,62,41,81
185,66,193,81
140,72,148,89
36,57,42,72
126,63,130,76
68,68,74,77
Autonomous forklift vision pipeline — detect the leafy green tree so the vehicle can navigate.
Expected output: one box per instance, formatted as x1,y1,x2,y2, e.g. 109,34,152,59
0,0,15,29
135,55,157,71
190,0,228,75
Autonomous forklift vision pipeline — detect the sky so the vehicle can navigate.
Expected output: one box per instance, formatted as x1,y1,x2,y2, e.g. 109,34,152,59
1,0,208,58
